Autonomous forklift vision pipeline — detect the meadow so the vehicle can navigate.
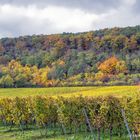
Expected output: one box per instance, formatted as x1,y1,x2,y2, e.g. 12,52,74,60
0,86,139,98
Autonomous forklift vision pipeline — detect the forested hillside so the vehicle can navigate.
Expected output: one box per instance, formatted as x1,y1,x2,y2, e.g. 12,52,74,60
0,26,140,87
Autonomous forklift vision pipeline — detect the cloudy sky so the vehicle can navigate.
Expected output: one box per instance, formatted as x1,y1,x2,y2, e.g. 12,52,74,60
0,0,139,38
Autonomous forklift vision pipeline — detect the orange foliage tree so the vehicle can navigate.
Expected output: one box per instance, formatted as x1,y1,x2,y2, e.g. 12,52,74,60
98,56,127,75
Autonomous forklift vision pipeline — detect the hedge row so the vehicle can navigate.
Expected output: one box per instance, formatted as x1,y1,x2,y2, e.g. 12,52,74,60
0,95,140,138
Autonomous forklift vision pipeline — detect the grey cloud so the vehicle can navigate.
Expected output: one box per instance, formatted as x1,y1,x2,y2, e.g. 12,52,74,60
0,0,122,13
0,0,139,38
0,14,55,37
133,0,140,12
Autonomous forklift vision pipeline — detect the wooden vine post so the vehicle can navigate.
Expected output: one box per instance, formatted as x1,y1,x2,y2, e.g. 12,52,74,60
83,108,96,140
121,109,133,140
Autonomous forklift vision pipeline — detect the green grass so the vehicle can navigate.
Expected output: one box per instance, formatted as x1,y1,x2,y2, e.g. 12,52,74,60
0,87,94,97
0,86,139,98
0,125,130,140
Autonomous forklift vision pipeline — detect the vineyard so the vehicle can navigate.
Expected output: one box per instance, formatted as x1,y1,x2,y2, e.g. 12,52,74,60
0,86,140,140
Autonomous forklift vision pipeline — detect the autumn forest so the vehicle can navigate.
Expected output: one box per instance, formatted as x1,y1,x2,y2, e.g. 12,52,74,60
0,25,140,87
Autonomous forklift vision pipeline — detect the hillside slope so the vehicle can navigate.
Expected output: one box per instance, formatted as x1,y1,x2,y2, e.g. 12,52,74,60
0,26,140,87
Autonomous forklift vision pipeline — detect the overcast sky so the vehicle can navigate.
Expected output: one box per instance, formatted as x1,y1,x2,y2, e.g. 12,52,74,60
0,0,139,38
